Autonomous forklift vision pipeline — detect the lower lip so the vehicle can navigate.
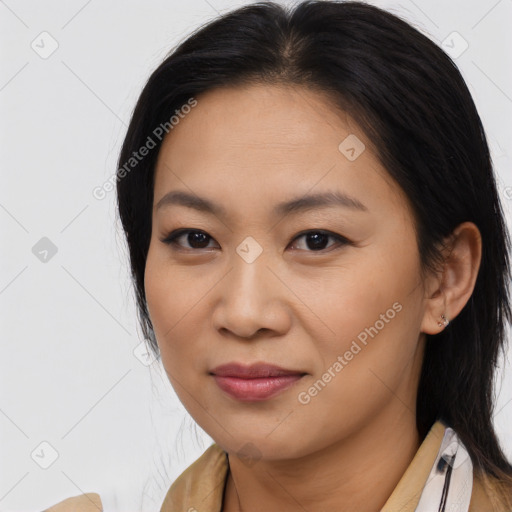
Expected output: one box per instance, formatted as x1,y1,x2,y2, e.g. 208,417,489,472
212,374,303,401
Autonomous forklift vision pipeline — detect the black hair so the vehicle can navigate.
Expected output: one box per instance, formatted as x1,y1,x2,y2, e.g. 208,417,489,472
116,0,512,501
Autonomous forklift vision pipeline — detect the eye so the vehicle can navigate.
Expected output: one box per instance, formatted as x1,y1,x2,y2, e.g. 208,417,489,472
161,228,351,253
288,230,350,252
160,229,218,250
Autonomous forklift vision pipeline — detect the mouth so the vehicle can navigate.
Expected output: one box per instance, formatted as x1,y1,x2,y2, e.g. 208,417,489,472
210,362,307,402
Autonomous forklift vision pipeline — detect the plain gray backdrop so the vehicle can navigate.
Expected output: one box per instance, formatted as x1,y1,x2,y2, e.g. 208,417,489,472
1,0,511,511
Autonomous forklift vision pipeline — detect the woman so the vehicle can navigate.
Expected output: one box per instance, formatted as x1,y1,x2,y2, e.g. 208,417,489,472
44,1,512,510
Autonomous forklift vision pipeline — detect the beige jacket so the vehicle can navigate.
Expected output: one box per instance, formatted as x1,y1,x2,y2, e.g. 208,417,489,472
44,421,510,512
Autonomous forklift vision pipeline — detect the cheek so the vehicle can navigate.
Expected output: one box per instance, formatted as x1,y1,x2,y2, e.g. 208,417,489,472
144,251,170,335
293,271,423,445
304,240,424,387
144,248,190,349
144,246,217,373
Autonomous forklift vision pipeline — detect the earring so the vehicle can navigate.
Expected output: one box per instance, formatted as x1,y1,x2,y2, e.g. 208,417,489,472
437,314,449,328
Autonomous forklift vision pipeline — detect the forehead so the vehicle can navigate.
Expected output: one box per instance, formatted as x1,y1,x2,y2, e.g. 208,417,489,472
152,83,406,219
157,83,361,160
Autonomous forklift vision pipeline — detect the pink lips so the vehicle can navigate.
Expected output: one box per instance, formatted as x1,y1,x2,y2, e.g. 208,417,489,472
210,362,305,402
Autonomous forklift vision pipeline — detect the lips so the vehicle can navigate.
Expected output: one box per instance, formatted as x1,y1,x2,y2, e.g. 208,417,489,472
210,362,306,401
211,362,304,378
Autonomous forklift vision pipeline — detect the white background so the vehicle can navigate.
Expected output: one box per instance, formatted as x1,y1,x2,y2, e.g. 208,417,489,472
1,0,511,511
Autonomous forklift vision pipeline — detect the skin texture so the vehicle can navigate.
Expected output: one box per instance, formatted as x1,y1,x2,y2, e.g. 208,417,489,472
144,84,482,512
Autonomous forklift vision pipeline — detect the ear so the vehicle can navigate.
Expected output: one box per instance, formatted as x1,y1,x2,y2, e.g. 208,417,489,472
420,222,482,335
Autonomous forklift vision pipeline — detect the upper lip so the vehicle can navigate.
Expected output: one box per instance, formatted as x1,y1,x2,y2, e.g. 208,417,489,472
210,362,305,378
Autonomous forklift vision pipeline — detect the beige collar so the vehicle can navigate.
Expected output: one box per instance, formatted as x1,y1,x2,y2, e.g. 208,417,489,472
160,421,450,512
43,420,508,512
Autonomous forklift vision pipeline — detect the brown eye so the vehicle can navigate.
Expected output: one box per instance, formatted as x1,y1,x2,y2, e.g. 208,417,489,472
161,228,350,253
161,229,218,250
289,230,350,252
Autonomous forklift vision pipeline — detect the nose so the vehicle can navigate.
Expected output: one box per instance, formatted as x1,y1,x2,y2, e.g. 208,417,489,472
211,245,292,340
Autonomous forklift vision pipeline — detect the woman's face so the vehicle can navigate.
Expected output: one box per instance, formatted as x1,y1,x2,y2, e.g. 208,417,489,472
145,83,430,460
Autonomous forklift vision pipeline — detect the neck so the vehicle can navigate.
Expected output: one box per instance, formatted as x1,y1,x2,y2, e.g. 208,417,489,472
222,407,422,512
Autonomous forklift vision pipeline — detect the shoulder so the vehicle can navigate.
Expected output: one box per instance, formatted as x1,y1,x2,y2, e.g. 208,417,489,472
42,493,103,512
470,471,512,512
160,443,229,512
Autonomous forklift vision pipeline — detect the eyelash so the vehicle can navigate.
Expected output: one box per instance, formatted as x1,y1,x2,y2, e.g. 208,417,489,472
160,228,351,254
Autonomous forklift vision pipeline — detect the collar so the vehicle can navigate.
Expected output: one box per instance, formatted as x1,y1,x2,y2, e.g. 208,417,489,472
159,420,480,512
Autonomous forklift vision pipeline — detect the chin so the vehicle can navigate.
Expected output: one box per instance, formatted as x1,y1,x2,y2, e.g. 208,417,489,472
214,431,313,464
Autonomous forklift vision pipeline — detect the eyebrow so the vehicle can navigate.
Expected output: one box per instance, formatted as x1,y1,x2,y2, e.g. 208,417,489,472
155,190,368,217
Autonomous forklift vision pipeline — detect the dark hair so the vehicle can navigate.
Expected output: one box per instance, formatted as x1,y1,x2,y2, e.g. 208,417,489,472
116,0,512,500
